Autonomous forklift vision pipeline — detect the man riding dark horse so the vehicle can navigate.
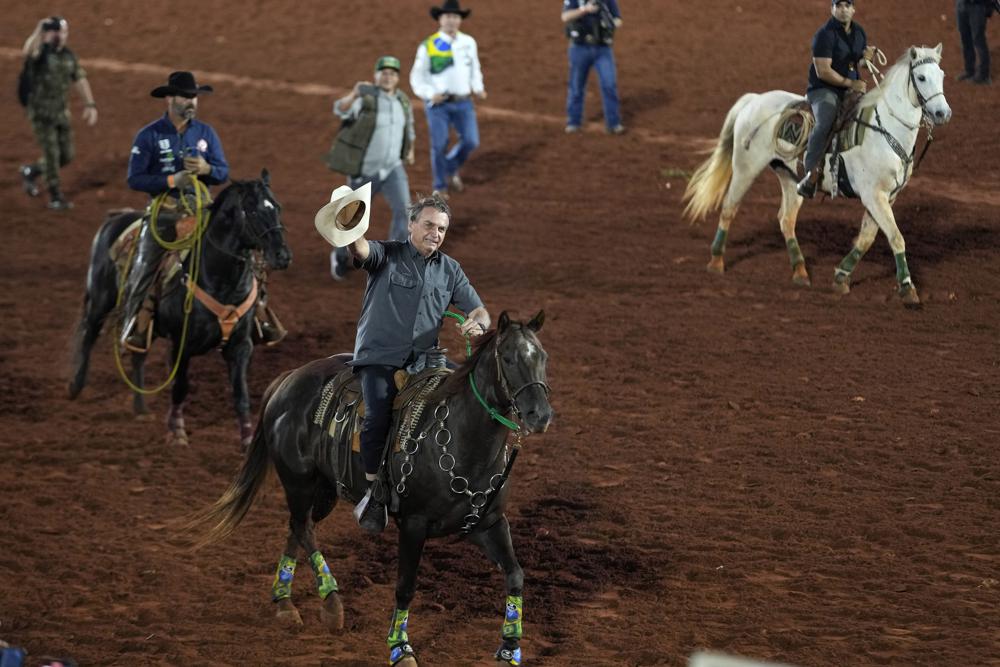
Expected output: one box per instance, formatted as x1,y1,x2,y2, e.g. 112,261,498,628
119,71,284,352
797,0,876,199
316,188,491,534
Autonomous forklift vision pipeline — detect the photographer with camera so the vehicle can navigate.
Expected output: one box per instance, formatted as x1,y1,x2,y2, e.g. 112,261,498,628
562,0,625,135
18,16,97,210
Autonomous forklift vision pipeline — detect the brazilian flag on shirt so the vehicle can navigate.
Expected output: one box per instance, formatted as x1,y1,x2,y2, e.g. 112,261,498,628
425,32,455,74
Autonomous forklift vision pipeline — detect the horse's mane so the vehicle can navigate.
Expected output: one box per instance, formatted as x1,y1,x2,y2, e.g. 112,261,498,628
857,48,938,111
432,328,499,400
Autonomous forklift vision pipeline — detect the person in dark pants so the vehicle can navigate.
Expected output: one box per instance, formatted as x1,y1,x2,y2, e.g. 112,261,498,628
797,0,875,199
561,0,625,134
19,16,98,210
340,192,490,533
956,0,993,84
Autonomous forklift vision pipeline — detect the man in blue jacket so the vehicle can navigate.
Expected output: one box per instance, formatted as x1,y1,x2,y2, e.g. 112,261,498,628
119,71,229,352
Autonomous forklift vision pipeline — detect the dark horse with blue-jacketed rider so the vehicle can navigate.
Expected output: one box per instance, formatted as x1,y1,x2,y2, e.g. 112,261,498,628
190,310,552,667
68,171,291,446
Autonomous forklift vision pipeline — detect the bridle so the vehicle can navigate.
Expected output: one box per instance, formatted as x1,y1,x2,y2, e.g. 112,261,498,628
203,182,285,264
907,56,946,124
491,328,551,424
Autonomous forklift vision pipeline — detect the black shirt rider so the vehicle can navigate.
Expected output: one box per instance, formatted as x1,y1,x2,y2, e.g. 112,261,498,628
808,16,868,94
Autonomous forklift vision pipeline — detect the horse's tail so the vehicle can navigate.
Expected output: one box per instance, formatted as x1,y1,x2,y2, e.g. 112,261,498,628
186,370,290,550
68,212,137,399
683,93,757,223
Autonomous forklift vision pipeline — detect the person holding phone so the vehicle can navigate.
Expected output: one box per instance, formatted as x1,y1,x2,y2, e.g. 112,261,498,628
119,71,229,352
561,0,625,135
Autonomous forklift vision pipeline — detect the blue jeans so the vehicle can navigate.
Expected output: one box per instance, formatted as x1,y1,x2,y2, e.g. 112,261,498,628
333,163,412,268
425,98,479,191
566,43,621,129
803,87,840,174
357,365,400,476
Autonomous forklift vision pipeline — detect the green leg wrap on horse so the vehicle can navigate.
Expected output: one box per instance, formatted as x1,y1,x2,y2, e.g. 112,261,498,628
501,595,523,641
710,227,727,257
271,554,296,602
785,238,805,268
894,252,912,287
308,551,338,599
835,246,864,283
386,607,410,647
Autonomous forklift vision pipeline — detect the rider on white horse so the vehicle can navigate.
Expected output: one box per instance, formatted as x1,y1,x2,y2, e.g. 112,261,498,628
797,0,876,199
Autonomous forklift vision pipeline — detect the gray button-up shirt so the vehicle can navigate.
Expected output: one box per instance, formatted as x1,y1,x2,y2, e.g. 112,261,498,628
351,240,484,368
335,90,414,181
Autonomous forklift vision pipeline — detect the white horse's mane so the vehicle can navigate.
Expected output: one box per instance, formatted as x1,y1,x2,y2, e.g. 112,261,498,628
857,46,940,111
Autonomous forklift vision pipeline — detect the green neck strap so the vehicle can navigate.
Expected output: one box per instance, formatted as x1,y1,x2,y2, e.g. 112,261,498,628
443,311,520,431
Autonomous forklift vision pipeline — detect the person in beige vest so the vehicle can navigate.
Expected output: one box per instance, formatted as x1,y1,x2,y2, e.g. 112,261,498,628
325,55,415,281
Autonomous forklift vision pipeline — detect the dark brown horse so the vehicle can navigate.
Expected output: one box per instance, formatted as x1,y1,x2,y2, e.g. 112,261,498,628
190,311,552,666
68,170,291,446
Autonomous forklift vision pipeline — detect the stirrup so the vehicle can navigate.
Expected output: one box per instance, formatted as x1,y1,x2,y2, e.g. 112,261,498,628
121,313,154,354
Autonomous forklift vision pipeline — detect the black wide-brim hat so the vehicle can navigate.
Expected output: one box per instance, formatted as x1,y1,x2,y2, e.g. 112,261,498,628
150,71,214,98
430,0,470,20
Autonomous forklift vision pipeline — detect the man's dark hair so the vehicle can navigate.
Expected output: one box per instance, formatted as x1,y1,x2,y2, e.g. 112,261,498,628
408,192,451,224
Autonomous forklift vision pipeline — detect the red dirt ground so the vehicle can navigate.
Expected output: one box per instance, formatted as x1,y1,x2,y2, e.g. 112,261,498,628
1,1,998,665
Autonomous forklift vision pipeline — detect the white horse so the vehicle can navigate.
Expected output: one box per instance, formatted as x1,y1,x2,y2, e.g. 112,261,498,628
683,45,952,306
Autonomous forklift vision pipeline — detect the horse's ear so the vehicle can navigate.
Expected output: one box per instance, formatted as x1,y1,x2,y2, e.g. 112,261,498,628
527,310,544,332
261,168,270,186
910,46,918,61
934,43,943,58
498,311,510,332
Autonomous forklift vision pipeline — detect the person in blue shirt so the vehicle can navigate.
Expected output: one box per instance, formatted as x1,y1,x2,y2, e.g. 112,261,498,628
561,0,625,135
119,71,229,352
797,0,875,199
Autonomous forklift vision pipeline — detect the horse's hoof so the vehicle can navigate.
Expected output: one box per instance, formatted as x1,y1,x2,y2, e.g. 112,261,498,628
395,657,418,667
319,592,344,632
900,285,921,308
275,599,303,626
706,256,725,274
831,280,850,296
67,382,81,400
791,264,811,287
167,429,190,446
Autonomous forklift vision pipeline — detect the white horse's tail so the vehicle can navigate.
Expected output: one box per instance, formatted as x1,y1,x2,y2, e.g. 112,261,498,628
683,93,757,223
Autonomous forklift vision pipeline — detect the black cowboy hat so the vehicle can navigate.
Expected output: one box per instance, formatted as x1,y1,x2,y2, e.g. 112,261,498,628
430,0,471,20
150,71,214,98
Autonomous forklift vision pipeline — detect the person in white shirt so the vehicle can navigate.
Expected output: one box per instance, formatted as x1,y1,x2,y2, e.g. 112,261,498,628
410,0,486,197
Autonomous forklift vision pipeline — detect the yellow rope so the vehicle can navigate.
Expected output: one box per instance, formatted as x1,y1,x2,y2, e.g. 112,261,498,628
112,179,213,394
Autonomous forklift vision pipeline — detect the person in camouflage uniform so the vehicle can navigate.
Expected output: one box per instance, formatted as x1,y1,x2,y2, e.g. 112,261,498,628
19,16,98,210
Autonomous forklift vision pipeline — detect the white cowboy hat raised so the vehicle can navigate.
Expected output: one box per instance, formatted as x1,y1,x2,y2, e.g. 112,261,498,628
314,182,372,248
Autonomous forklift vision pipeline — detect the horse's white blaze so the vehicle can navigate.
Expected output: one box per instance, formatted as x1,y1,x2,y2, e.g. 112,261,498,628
263,199,275,210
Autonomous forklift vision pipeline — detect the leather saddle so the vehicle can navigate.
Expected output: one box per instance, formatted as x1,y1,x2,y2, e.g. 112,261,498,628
313,365,453,502
775,90,870,161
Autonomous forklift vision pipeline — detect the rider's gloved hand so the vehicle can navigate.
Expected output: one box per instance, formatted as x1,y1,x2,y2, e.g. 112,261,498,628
183,155,211,175
171,170,192,190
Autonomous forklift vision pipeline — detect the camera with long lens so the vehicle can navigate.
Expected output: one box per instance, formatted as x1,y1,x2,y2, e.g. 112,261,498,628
42,16,65,32
565,1,616,46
